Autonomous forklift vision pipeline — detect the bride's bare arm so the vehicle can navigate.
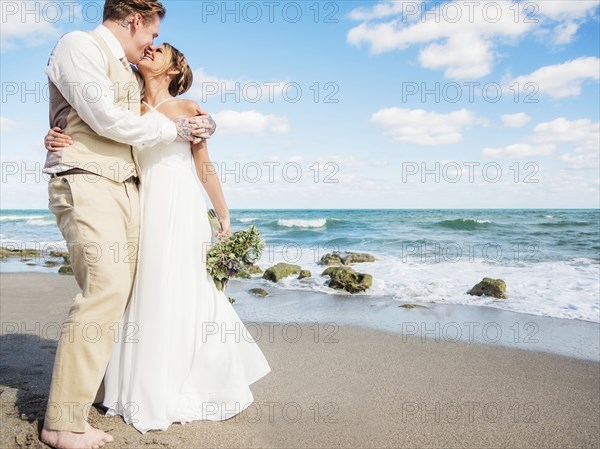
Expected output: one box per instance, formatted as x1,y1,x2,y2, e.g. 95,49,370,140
192,140,231,238
171,98,230,237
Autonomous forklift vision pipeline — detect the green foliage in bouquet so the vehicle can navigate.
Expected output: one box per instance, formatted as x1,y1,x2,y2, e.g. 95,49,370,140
206,225,266,297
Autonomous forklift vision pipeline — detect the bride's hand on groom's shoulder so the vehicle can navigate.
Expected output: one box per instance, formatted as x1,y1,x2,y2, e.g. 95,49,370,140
44,127,73,152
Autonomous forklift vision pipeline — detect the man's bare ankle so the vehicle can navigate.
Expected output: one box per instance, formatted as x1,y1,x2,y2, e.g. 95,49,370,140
40,424,112,449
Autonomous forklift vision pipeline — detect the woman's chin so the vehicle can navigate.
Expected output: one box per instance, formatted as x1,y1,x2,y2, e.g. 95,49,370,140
137,60,150,72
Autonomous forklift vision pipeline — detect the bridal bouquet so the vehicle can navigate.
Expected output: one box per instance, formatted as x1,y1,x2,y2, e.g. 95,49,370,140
206,210,266,295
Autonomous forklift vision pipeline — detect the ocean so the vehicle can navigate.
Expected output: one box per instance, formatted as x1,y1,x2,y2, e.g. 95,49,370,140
2,208,599,323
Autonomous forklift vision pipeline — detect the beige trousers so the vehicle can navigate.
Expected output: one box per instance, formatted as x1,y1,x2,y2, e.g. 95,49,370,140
44,174,140,432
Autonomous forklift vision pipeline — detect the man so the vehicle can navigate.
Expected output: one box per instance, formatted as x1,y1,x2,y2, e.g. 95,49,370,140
39,1,214,448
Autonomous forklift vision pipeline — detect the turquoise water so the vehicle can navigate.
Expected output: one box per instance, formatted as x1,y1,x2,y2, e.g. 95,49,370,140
2,209,599,322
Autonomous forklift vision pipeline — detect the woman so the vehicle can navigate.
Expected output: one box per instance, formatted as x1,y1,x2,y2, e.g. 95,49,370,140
45,43,271,434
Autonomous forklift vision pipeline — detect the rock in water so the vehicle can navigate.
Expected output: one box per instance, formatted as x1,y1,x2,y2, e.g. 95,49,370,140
234,264,263,279
468,277,507,299
319,250,376,266
58,265,73,275
249,288,269,297
319,252,346,266
322,266,372,293
344,252,376,264
298,269,311,279
245,265,264,275
262,263,302,282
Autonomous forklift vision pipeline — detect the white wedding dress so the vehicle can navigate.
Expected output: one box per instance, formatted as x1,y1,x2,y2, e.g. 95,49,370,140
102,98,271,433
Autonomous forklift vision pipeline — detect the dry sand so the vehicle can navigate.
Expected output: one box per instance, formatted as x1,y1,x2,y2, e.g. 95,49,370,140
1,272,598,448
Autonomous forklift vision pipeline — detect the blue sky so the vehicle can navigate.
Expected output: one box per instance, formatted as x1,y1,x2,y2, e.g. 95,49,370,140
1,0,599,209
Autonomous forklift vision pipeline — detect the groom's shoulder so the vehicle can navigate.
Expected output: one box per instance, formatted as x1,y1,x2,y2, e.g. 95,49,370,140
52,30,100,56
49,30,104,64
56,29,93,46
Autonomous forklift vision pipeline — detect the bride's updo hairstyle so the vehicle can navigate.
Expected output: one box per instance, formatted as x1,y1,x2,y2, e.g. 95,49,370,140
153,43,193,96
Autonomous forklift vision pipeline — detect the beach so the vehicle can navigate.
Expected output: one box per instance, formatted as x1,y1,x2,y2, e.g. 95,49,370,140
1,272,598,448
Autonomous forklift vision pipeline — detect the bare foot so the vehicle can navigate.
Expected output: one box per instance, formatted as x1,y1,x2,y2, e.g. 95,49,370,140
40,423,113,449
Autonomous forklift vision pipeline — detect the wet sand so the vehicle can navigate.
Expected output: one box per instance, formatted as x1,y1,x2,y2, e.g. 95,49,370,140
1,272,598,448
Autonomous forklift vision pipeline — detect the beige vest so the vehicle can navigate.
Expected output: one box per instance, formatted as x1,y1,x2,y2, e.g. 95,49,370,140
45,30,141,182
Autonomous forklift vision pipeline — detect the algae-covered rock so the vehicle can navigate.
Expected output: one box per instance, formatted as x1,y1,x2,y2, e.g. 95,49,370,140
319,251,376,266
0,246,42,260
320,253,345,266
399,303,429,309
49,250,70,264
344,252,376,264
321,266,343,277
298,269,311,279
321,266,372,293
235,264,263,278
249,288,269,297
468,277,506,299
262,263,301,282
58,265,73,275
245,265,263,275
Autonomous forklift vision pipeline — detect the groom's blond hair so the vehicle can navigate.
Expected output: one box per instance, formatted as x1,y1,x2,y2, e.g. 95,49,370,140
103,0,166,23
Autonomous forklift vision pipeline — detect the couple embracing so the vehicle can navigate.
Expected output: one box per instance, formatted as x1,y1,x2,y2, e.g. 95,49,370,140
40,1,271,448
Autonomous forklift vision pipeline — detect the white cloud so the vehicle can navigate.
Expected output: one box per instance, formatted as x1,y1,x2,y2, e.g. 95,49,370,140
481,117,599,167
536,1,599,21
212,110,290,135
0,1,64,50
507,57,600,99
536,1,599,45
482,143,555,158
559,153,600,170
552,21,579,45
419,33,493,79
0,117,21,133
501,113,531,128
347,1,599,79
348,1,413,21
532,118,599,153
190,68,286,103
370,107,486,145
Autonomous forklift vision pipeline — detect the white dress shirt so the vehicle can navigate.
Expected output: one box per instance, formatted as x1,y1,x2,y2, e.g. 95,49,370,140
44,24,177,167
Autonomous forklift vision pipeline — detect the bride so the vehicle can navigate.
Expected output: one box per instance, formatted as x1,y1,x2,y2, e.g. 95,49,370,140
45,43,271,433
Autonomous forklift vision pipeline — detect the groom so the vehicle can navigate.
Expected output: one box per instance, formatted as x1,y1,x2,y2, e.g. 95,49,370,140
39,1,215,448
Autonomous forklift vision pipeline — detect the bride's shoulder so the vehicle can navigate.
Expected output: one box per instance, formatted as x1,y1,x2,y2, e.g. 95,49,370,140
169,98,202,116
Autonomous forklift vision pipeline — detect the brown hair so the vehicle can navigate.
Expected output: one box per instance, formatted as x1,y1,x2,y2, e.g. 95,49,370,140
152,43,193,96
103,0,166,23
